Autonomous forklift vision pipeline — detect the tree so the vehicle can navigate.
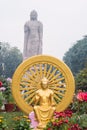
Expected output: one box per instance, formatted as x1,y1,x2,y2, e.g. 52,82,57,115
75,66,87,91
0,42,23,78
63,36,87,75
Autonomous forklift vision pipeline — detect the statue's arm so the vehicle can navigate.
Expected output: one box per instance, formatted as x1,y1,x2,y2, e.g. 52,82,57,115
23,23,29,58
38,22,43,41
35,92,40,105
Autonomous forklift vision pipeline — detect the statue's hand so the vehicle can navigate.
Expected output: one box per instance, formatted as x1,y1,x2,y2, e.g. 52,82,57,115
52,103,56,107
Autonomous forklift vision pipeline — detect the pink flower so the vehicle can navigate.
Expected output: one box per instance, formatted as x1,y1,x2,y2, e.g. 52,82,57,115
0,87,6,91
77,92,87,102
0,81,3,87
29,111,38,129
6,77,12,83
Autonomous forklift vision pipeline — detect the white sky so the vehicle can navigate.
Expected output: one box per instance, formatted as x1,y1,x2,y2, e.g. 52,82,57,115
0,0,87,60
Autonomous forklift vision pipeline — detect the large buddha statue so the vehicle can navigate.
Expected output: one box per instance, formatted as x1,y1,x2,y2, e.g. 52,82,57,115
23,10,43,60
34,77,56,129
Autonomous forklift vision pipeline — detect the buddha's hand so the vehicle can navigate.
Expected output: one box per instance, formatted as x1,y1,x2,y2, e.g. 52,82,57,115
52,103,56,107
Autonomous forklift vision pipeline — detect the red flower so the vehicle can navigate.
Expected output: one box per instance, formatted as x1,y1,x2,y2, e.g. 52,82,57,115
64,119,69,123
54,110,72,119
0,81,3,87
84,93,87,101
70,124,82,130
52,122,57,126
64,110,73,117
77,92,87,102
47,128,51,130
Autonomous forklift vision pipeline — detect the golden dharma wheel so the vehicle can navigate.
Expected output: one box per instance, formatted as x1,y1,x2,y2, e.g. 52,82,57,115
12,55,75,115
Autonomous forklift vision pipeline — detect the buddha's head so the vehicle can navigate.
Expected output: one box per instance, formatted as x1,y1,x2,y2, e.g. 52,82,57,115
41,77,48,89
30,10,38,20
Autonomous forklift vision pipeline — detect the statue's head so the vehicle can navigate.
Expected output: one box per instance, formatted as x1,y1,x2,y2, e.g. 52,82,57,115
41,77,48,89
30,10,38,20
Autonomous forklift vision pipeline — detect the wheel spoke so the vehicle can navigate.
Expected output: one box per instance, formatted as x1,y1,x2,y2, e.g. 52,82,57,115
20,86,36,91
49,77,65,84
48,68,57,80
28,97,35,105
46,64,52,78
24,93,35,101
22,89,37,96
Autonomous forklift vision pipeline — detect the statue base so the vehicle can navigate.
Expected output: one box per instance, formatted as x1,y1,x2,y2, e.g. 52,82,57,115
35,128,43,130
35,122,46,130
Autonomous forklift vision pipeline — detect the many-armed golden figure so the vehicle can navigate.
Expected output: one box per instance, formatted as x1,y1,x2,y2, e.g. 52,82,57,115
34,77,56,129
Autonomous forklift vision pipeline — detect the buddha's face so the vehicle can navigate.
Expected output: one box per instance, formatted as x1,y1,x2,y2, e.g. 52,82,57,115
30,10,37,20
41,77,48,89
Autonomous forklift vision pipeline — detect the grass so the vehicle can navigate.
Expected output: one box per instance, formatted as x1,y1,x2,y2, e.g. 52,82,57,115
0,112,23,130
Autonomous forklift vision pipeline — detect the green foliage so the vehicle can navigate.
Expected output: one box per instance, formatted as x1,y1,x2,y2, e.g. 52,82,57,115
75,67,87,91
69,91,87,115
0,42,23,78
13,115,32,130
44,121,69,130
0,112,23,130
0,116,8,129
0,92,4,108
70,98,87,115
44,113,87,130
63,36,87,75
68,114,87,129
0,76,14,103
79,114,87,128
45,91,87,130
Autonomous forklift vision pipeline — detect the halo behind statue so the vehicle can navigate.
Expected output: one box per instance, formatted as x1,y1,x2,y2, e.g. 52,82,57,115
12,55,75,115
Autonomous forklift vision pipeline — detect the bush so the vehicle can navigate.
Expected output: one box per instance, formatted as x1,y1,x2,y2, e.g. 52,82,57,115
0,116,8,129
13,115,32,130
44,91,87,130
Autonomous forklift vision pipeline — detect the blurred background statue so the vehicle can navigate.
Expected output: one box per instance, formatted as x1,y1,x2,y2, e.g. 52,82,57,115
23,10,43,60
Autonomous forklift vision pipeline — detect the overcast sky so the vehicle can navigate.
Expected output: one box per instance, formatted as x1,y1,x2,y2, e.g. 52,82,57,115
0,0,87,60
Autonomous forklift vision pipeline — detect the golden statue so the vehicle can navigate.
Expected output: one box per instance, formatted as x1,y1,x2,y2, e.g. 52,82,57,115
34,77,56,129
12,55,75,129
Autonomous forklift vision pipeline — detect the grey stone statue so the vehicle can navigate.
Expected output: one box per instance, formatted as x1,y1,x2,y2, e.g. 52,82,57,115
23,10,43,60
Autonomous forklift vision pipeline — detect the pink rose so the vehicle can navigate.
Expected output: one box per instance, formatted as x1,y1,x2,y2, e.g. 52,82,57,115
0,87,6,91
83,93,87,101
77,92,87,102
